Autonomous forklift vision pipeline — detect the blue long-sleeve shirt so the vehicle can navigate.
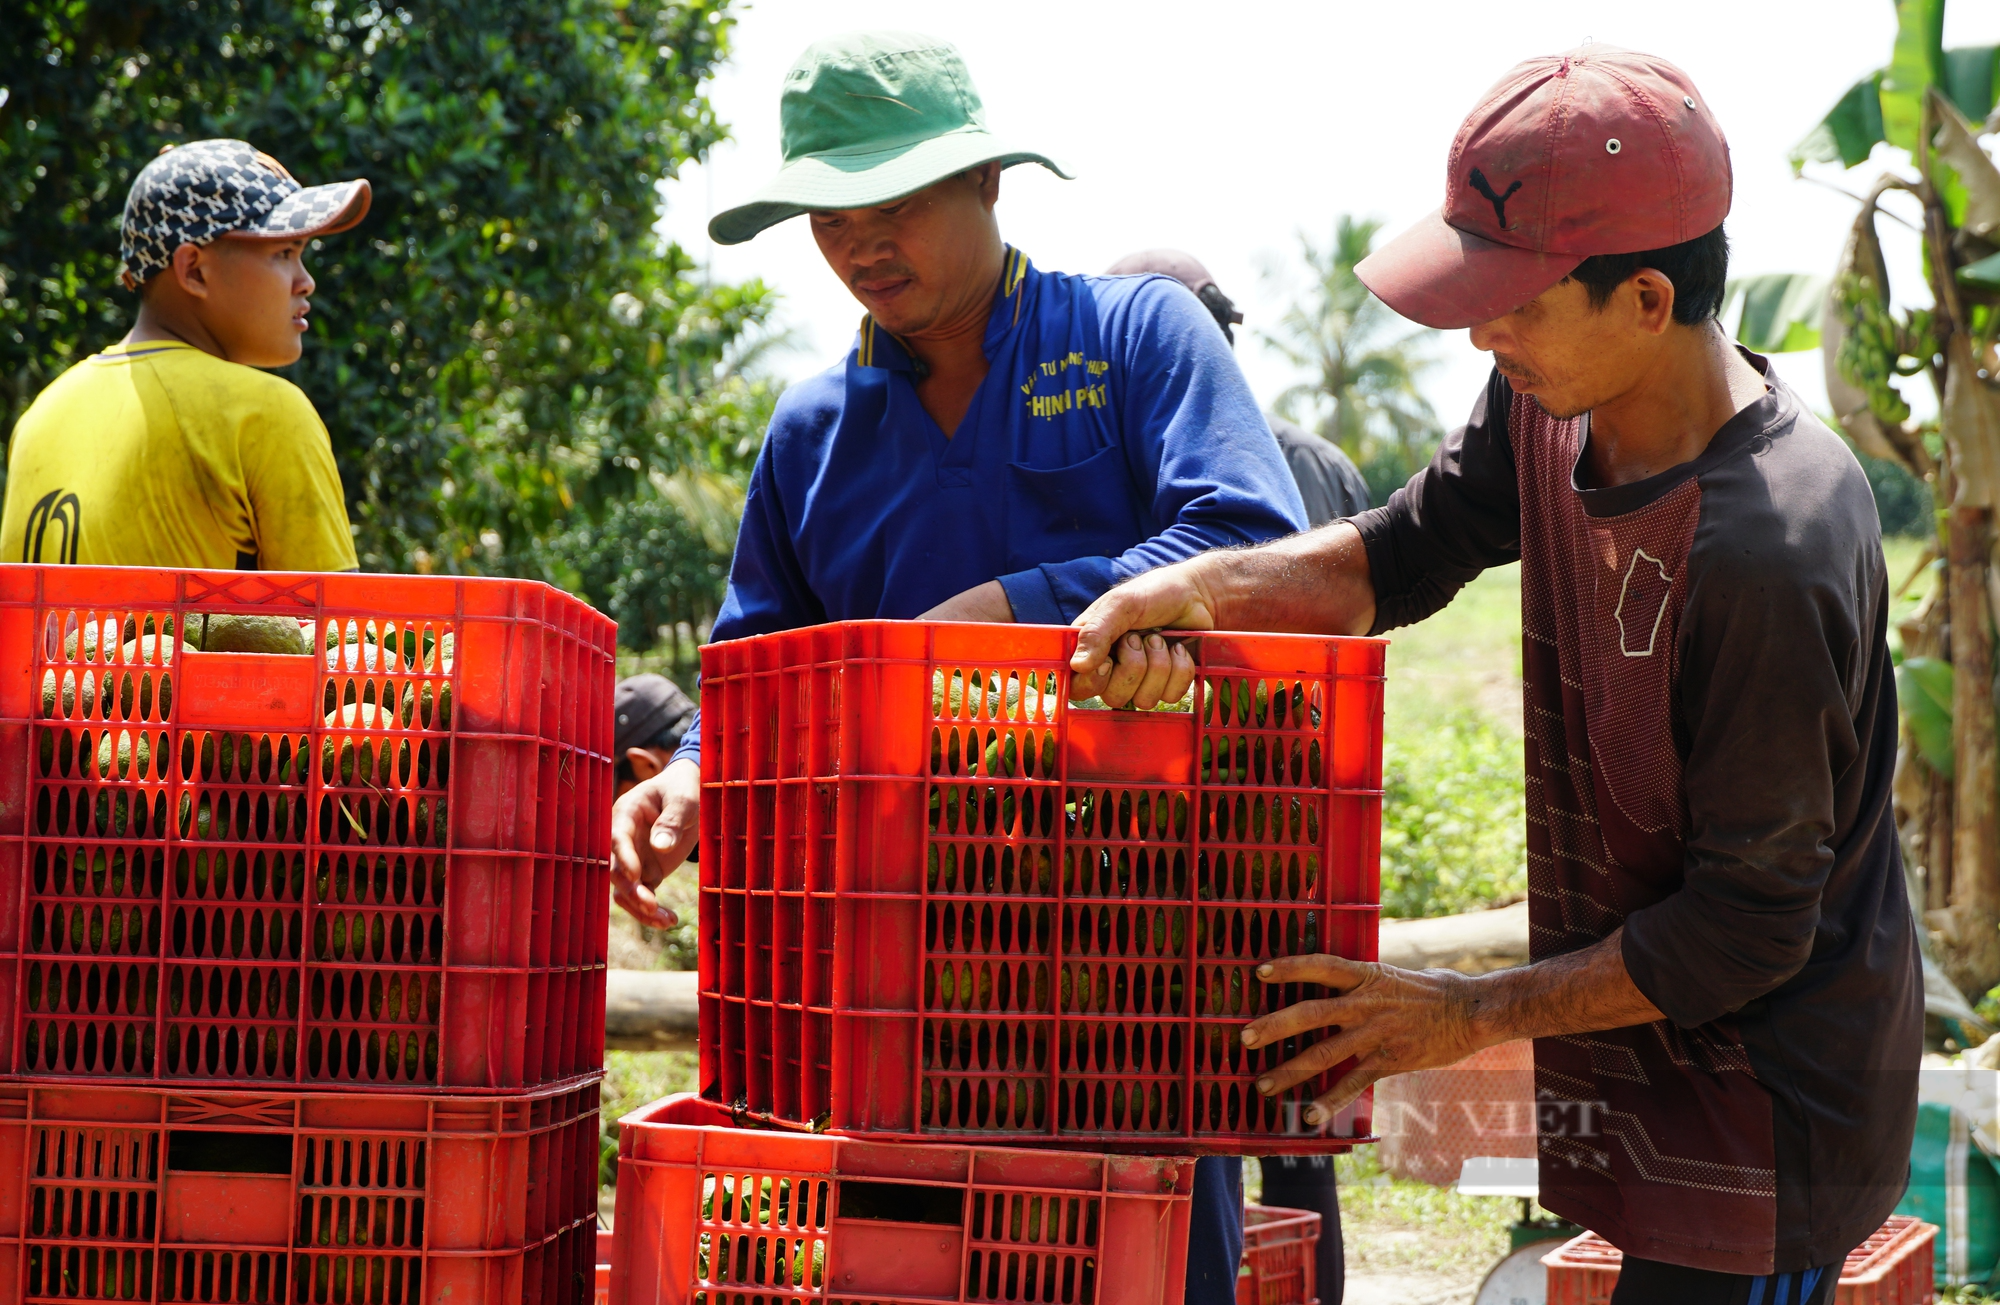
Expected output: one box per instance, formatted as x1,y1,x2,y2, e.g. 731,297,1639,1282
673,246,1306,764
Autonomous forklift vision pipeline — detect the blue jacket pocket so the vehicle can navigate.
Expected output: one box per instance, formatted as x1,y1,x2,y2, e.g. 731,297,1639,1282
1004,445,1148,571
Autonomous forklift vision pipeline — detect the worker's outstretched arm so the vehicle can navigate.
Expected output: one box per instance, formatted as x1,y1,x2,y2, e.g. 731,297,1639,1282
1240,932,1666,1128
1072,368,1527,707
1069,520,1376,706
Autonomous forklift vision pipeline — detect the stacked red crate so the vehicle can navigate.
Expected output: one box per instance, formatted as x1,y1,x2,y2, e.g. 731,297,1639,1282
692,621,1386,1154
1238,1204,1321,1305
0,564,617,1303
613,1094,1196,1305
609,619,1385,1305
0,1080,599,1304
1543,1217,1938,1305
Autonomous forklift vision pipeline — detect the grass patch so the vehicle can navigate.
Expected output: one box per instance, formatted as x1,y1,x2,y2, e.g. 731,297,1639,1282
599,1050,699,1186
1377,565,1527,918
1381,563,1523,731
1328,1146,1519,1277
1380,709,1526,917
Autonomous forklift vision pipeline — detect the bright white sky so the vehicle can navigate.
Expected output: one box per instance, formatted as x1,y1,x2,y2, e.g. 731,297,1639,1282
657,0,2000,428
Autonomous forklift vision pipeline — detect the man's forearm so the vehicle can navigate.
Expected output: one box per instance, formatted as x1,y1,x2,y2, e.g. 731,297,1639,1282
1240,924,1668,1119
1194,520,1377,637
1463,927,1664,1046
919,579,1016,623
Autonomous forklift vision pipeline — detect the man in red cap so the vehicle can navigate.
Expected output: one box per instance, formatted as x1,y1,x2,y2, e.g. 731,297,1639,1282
1068,45,1919,1304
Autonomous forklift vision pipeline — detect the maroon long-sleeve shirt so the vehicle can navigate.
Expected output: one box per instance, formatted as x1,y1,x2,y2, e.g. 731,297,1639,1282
1354,354,1921,1274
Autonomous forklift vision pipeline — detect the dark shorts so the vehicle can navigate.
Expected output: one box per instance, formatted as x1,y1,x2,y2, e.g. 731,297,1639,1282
1609,1256,1836,1305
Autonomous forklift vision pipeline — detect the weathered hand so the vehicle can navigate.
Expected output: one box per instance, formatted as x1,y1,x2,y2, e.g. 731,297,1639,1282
1239,954,1487,1127
609,756,700,928
1069,561,1216,706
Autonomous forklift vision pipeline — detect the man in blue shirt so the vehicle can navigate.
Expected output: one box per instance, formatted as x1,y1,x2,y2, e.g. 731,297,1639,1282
608,32,1307,1303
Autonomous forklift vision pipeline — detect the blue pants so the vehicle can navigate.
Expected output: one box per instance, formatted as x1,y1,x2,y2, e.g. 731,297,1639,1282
1185,1157,1244,1305
1610,1256,1836,1305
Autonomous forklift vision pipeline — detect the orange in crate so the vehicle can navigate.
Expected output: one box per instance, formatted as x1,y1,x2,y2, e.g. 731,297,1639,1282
697,621,1385,1153
1542,1216,1937,1304
0,1079,599,1303
0,565,614,1092
611,1093,1195,1305
1238,1204,1320,1305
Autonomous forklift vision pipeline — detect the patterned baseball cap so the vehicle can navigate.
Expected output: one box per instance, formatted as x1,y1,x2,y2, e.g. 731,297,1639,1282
119,139,371,289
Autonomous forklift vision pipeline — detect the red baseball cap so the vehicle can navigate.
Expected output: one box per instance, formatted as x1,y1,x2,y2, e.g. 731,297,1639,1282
1356,45,1731,330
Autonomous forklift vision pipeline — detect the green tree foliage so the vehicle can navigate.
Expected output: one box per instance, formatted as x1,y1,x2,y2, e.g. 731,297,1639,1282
1262,216,1443,506
3,0,771,654
539,375,778,677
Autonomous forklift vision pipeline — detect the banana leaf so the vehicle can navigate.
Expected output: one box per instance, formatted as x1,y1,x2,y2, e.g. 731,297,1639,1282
1961,249,2000,290
1944,328,2000,508
1793,73,1888,170
1883,0,1947,152
1787,0,1996,174
1943,45,2000,124
1926,88,2000,240
1723,273,1826,353
1897,655,1955,779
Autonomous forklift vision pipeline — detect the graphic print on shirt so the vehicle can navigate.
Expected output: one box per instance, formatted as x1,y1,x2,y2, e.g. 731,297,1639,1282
1512,392,1778,1262
21,489,80,563
1019,350,1111,420
1614,550,1672,657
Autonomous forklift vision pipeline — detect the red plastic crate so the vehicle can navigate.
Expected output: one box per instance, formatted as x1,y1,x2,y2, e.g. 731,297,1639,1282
697,621,1384,1154
0,1078,600,1304
0,565,614,1092
1542,1216,1937,1305
1237,1204,1319,1305
611,1093,1194,1305
596,1229,613,1305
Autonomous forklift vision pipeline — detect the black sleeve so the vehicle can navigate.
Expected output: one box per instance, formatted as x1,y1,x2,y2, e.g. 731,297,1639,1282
1621,450,1880,1026
1350,370,1523,633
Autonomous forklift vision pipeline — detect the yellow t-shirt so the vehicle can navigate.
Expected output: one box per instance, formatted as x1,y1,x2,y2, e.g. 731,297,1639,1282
1,340,358,571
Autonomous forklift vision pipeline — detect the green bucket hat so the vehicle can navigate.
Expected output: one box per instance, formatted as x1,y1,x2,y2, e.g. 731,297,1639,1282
708,31,1071,246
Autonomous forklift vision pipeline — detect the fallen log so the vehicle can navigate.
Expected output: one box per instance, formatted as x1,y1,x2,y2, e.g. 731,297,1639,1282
1377,900,1529,974
605,968,699,1051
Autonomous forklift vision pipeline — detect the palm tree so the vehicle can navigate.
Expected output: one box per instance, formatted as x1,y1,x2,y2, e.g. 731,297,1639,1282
1262,217,1442,499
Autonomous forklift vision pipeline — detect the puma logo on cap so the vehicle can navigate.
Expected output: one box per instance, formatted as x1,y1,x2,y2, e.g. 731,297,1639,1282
1468,168,1523,228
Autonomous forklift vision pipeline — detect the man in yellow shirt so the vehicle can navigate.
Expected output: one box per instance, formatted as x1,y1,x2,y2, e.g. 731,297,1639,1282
2,139,369,571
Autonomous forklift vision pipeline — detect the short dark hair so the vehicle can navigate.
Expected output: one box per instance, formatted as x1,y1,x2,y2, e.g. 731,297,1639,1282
1566,224,1729,325
1196,284,1241,345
